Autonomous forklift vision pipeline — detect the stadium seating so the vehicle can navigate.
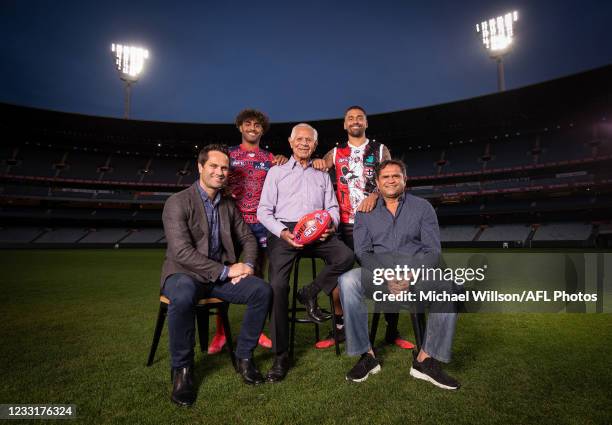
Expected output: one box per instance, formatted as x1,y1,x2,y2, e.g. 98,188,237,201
403,148,442,176
532,222,593,241
35,228,89,243
1,65,610,248
486,138,534,169
439,225,480,242
0,226,44,243
78,228,131,244
121,228,165,244
441,143,485,174
478,224,532,242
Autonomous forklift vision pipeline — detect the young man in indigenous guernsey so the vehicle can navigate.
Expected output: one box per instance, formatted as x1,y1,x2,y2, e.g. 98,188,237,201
207,109,287,354
312,105,414,350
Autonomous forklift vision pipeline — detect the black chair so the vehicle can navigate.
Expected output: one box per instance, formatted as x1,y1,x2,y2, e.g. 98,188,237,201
146,295,236,369
369,303,426,352
289,254,341,360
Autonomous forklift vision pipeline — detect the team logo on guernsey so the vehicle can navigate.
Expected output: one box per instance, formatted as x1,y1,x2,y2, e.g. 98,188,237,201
365,154,376,165
365,167,375,179
254,161,271,171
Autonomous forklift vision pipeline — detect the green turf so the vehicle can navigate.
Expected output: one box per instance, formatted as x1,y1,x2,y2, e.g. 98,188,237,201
1,249,611,425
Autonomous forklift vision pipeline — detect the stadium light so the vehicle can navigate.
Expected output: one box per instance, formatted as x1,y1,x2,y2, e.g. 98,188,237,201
111,43,149,119
476,10,518,92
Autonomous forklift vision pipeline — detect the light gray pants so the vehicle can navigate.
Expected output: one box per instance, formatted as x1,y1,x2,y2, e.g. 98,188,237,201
338,268,458,362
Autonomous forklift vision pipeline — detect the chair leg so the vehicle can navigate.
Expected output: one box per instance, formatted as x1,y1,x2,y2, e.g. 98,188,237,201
219,303,236,369
369,306,381,347
289,258,300,362
147,302,167,366
411,313,426,352
196,306,210,353
311,258,320,344
310,257,317,282
330,294,340,356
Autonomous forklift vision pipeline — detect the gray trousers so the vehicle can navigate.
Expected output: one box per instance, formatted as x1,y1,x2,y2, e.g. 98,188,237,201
338,268,458,363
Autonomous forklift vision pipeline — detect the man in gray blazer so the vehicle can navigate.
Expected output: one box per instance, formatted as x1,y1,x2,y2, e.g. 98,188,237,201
161,144,272,406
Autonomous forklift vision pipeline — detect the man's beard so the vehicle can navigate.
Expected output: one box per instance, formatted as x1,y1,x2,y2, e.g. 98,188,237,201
348,127,365,138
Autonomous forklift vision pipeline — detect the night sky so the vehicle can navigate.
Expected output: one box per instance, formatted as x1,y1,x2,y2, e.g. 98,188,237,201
1,0,610,123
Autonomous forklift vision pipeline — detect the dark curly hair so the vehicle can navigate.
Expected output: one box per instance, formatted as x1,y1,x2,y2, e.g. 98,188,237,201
197,144,230,165
235,109,270,134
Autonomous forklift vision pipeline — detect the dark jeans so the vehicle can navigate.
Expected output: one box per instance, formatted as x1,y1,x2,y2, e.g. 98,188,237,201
267,223,354,354
162,273,271,368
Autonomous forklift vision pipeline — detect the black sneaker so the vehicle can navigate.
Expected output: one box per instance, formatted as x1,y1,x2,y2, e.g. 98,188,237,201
409,352,460,390
346,352,381,382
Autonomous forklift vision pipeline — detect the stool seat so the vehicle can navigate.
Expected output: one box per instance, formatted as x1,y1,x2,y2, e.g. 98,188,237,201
159,295,224,305
147,294,235,368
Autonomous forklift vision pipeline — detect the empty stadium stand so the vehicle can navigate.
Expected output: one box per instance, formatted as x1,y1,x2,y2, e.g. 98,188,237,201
1,65,610,248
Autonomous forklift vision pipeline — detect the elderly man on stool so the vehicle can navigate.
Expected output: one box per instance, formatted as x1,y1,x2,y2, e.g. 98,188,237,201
257,123,354,383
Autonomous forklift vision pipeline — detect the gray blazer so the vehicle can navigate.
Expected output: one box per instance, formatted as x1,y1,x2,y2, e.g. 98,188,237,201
160,182,258,287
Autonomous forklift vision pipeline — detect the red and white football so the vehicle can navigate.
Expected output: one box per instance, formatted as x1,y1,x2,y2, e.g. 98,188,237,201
293,210,332,245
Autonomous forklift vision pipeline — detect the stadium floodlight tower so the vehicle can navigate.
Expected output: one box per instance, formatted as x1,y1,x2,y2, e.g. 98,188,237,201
111,43,149,119
476,11,518,92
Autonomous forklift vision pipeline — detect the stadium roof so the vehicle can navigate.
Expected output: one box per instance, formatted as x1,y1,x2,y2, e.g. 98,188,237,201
1,65,610,154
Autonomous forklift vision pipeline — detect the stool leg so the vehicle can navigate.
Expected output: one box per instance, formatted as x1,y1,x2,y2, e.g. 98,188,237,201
311,258,320,344
369,305,381,347
147,302,167,366
310,257,317,281
411,313,426,352
220,303,236,369
330,294,340,356
196,306,210,353
289,259,300,362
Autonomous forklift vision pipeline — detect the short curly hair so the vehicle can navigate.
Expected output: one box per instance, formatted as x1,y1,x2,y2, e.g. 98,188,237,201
235,109,270,134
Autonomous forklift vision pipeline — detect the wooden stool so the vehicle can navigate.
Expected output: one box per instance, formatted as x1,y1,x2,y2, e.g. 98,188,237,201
146,295,236,369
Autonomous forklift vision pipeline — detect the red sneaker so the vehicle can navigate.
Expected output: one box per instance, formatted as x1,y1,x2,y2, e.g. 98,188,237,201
315,338,336,349
258,333,272,349
207,334,226,354
394,337,415,350
314,329,345,349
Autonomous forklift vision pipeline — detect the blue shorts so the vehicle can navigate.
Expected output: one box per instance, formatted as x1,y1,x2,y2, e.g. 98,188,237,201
249,223,268,249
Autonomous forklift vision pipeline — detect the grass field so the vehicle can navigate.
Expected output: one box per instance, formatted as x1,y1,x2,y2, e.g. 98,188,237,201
1,249,611,425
